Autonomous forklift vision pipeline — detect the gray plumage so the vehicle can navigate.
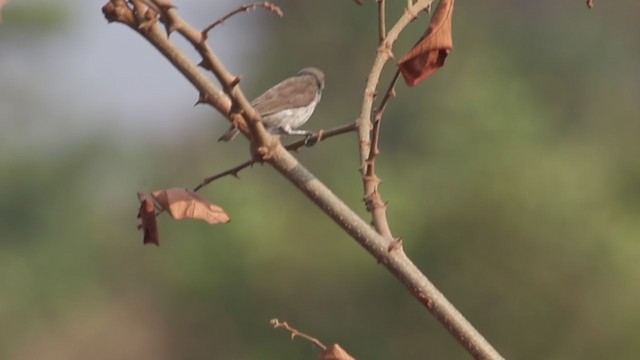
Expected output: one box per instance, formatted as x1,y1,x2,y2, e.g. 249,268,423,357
218,67,324,142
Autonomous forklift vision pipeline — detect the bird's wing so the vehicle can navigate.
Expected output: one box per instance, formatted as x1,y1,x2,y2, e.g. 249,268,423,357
251,76,318,116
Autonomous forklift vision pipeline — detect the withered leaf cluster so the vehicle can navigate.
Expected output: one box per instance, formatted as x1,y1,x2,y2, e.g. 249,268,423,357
137,188,230,245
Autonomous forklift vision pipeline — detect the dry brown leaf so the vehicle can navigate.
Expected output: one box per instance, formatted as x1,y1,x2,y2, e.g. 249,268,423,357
320,344,356,360
398,0,455,86
151,188,230,224
137,192,160,246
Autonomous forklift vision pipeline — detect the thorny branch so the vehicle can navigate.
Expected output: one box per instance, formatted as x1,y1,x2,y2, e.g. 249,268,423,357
355,0,432,240
103,1,504,359
270,319,327,350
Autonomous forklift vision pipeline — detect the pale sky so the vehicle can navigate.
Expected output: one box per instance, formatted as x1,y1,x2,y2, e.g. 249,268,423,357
0,0,265,153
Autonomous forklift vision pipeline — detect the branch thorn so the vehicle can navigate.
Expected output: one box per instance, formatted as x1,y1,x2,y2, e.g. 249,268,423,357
198,59,212,70
388,238,403,252
230,76,242,87
194,93,209,106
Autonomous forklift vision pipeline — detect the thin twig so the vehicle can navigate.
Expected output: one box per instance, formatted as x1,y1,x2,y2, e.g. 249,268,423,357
193,159,256,192
201,2,283,40
377,0,386,43
270,319,327,350
375,69,401,119
285,123,357,151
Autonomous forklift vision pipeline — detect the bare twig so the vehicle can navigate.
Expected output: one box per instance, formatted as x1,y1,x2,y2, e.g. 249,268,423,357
377,0,386,43
375,69,401,119
270,319,327,350
285,122,357,151
193,159,256,192
201,2,283,40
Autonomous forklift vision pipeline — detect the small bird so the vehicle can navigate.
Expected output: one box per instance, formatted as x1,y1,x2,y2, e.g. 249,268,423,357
218,67,325,142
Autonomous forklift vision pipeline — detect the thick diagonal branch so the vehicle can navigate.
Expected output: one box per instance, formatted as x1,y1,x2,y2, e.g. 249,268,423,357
268,144,504,360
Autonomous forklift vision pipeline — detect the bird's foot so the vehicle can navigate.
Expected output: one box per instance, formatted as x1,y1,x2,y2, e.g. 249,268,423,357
303,133,318,147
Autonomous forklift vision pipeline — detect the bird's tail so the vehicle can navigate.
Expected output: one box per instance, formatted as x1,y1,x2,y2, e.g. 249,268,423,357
218,126,240,142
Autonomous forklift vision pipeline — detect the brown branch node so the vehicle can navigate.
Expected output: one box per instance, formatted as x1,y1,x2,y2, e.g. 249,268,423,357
365,89,377,100
229,76,242,87
194,92,209,106
197,59,212,70
388,238,403,252
377,43,394,60
405,3,418,20
167,21,181,34
102,0,136,25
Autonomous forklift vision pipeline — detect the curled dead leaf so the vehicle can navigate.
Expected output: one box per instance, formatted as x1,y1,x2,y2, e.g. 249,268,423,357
137,192,160,246
320,344,356,360
152,188,230,224
398,0,455,86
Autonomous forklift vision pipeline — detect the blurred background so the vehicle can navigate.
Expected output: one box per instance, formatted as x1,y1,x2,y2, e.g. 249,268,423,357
1,0,639,359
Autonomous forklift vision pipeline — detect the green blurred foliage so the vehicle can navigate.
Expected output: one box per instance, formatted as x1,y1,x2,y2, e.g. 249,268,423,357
1,0,639,359
1,2,69,32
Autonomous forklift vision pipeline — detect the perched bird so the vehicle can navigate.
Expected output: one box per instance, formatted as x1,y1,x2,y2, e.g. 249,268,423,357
218,67,325,142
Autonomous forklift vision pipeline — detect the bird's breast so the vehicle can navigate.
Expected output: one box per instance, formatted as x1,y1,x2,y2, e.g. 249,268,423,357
262,95,319,130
